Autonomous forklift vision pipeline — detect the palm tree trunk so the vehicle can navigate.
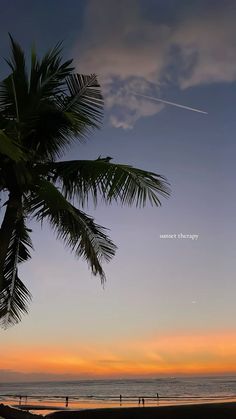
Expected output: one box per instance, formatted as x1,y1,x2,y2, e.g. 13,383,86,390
0,192,21,291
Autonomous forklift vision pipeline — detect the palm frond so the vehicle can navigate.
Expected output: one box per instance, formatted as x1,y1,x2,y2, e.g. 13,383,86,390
28,180,116,283
21,71,102,161
29,42,74,99
0,130,25,161
47,158,170,207
0,75,16,120
0,277,31,329
1,40,103,160
7,35,27,79
22,103,77,160
6,35,29,119
0,217,32,328
0,36,28,124
62,74,103,133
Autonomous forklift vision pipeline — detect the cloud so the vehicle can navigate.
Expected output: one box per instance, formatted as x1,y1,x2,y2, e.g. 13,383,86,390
105,80,164,129
73,0,236,128
75,0,170,128
173,11,236,88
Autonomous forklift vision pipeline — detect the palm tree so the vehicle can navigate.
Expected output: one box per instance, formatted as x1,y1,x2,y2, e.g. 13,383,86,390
0,36,170,328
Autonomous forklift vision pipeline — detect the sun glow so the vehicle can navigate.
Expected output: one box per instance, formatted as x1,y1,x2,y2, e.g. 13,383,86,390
1,330,236,380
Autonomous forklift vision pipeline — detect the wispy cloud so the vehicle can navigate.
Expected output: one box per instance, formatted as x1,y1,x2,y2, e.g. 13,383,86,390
73,0,236,128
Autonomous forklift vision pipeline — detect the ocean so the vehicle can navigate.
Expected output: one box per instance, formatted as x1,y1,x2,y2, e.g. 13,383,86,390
0,377,236,413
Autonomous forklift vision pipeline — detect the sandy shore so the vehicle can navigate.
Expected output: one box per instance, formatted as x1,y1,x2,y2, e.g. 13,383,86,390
46,402,236,419
1,402,236,419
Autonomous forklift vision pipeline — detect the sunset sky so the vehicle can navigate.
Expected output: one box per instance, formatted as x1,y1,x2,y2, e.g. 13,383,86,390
1,0,236,381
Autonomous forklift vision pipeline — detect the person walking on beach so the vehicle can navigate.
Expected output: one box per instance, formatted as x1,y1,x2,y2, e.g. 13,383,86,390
65,396,69,407
142,398,145,406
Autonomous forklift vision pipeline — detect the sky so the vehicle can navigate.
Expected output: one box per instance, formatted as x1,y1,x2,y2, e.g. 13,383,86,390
0,0,236,381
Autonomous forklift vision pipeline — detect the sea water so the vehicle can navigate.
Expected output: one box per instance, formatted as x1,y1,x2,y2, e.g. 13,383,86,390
0,377,236,412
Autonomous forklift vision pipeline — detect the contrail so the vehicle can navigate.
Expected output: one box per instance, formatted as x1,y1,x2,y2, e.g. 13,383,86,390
130,91,208,115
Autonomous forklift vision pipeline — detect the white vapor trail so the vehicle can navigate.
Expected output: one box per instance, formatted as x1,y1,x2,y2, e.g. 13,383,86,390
130,92,208,115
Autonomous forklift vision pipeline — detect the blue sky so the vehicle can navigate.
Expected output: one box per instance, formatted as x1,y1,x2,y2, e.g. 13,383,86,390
1,0,236,380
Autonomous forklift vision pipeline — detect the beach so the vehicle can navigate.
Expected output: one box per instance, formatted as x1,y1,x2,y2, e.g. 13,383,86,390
45,402,236,418
1,377,236,417
46,403,236,419
2,402,236,419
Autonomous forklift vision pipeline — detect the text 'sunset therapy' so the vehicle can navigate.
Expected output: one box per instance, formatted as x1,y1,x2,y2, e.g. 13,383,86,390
160,233,199,241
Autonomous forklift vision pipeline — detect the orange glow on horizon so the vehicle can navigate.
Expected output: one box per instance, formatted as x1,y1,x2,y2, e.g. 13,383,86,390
1,330,236,379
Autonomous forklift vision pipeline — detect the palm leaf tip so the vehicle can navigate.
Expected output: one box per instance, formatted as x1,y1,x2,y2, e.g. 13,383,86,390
29,180,116,284
7,34,25,68
65,73,104,133
0,277,32,329
72,211,117,284
0,217,33,329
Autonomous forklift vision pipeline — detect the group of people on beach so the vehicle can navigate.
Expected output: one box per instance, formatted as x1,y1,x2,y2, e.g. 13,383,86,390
138,397,146,406
119,393,159,407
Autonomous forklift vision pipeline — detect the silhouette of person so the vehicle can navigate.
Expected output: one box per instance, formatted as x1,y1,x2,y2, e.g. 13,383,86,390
142,398,145,406
65,396,69,407
138,397,141,405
